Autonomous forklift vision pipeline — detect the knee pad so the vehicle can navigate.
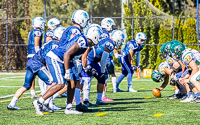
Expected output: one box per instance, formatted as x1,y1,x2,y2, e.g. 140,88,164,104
170,79,176,86
188,82,195,90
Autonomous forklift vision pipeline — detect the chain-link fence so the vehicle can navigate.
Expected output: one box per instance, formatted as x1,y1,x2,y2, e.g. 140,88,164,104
0,0,199,71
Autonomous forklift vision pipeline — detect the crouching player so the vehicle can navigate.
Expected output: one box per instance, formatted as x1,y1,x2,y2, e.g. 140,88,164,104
7,26,65,111
172,42,200,103
33,26,102,115
151,61,187,99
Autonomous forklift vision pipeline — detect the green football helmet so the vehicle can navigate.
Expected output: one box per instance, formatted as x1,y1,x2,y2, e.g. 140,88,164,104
171,42,186,59
159,41,172,60
151,70,163,82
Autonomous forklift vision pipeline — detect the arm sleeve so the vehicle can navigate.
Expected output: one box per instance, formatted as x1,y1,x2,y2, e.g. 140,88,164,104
136,51,140,66
100,51,109,73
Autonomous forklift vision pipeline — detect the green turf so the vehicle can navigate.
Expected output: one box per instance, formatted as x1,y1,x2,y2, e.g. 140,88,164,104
0,74,200,125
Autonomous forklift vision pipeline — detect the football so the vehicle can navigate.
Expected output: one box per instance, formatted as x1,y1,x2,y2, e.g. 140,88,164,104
152,88,161,98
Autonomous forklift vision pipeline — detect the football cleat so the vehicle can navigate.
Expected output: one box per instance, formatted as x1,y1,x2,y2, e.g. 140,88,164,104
180,94,194,103
76,103,93,112
61,92,67,97
167,94,177,99
194,97,200,103
127,87,137,92
7,104,22,110
30,95,39,99
72,97,84,102
95,99,107,106
64,108,83,115
42,104,54,113
190,97,197,103
49,103,62,111
83,101,95,107
179,95,187,101
32,100,43,115
101,96,114,102
116,88,123,92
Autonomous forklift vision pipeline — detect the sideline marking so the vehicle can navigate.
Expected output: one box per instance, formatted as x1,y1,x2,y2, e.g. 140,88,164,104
153,113,164,117
95,112,106,116
140,88,145,90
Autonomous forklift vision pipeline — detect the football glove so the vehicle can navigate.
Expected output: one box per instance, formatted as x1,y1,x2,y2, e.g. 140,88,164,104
64,69,70,81
83,65,92,74
131,65,137,71
91,68,98,77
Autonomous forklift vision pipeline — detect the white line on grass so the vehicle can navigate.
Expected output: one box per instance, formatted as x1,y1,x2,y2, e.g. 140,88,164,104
0,86,40,88
0,90,41,99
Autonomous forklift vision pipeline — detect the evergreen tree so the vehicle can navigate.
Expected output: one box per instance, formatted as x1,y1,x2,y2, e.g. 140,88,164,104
183,18,198,50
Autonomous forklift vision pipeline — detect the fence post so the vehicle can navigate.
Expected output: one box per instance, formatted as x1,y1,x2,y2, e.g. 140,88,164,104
172,0,175,40
197,0,199,48
90,0,93,23
6,0,8,72
131,0,134,40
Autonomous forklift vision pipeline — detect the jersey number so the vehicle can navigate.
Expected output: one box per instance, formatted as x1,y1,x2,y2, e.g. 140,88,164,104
185,55,192,62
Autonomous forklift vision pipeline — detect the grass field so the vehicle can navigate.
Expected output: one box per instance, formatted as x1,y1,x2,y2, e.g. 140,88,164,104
0,73,200,125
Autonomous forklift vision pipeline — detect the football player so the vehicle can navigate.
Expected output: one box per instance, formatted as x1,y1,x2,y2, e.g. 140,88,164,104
102,29,125,102
39,18,62,96
81,30,125,107
171,42,200,103
7,26,64,112
116,32,147,92
151,61,187,99
33,26,102,115
26,17,45,99
100,18,117,102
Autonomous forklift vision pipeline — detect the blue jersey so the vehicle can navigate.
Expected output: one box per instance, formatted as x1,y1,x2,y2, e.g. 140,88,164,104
121,40,143,57
88,38,115,63
27,29,43,58
59,26,81,44
27,40,59,73
51,34,89,62
101,29,110,40
44,30,53,43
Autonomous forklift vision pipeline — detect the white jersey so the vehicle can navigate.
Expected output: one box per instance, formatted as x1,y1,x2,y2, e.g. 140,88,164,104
158,61,170,76
165,55,177,69
181,49,200,69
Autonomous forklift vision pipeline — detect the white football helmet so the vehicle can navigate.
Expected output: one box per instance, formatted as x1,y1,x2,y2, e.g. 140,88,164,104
71,9,90,28
135,32,147,45
101,18,116,32
83,23,102,35
53,26,66,41
111,30,125,47
32,17,45,30
47,18,61,30
85,26,102,45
